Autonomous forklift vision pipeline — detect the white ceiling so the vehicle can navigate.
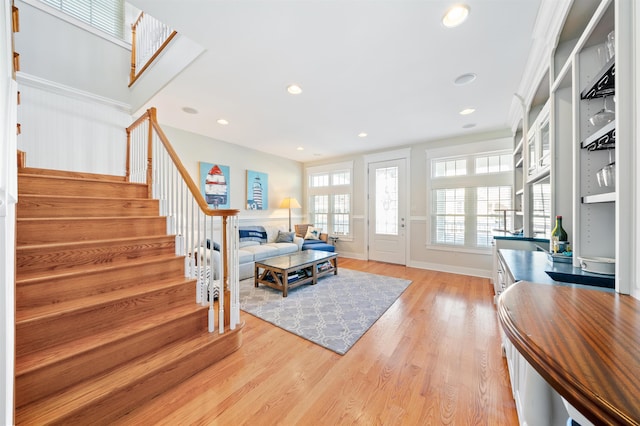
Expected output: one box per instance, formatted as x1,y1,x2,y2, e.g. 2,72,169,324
129,0,543,162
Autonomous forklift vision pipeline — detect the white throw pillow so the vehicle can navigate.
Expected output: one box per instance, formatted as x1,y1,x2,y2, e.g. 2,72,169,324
304,226,321,240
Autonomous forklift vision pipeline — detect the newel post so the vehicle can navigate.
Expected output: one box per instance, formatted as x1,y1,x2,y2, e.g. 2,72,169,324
222,215,231,326
125,127,131,182
146,108,156,198
129,23,137,84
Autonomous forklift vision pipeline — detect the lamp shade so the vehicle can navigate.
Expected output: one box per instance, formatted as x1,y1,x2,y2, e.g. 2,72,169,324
280,197,301,209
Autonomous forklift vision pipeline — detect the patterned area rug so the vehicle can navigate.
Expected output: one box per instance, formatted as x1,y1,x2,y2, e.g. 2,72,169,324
239,268,412,355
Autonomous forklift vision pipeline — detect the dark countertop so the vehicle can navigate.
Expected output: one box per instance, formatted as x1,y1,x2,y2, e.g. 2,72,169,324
493,234,550,244
498,249,615,291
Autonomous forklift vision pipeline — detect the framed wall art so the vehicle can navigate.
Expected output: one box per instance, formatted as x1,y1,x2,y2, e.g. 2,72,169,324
246,170,268,210
199,162,230,209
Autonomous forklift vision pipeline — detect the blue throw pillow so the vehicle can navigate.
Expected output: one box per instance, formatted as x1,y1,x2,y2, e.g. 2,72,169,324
275,230,295,243
238,226,268,243
205,239,221,251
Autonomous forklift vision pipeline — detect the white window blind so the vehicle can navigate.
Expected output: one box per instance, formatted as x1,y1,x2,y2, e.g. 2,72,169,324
39,0,125,39
429,150,513,249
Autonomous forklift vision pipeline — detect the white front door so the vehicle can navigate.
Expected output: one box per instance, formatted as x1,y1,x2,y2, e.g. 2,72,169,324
367,159,407,264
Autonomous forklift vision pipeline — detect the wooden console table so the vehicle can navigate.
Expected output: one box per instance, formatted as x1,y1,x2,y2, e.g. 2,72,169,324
498,281,640,425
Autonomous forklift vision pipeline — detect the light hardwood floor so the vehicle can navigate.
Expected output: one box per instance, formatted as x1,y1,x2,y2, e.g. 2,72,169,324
116,259,518,425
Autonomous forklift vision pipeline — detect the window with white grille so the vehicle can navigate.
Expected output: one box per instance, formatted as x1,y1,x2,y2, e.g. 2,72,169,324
429,150,513,249
306,162,353,238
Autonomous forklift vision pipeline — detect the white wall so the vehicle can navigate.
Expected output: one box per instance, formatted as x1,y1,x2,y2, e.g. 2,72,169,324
305,130,513,277
163,125,304,226
12,0,133,175
17,75,131,175
1,1,16,423
14,0,131,103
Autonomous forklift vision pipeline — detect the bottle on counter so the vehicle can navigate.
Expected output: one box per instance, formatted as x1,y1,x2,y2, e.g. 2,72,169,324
551,215,568,253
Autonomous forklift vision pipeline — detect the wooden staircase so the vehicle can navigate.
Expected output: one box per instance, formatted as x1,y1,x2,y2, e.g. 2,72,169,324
14,167,242,425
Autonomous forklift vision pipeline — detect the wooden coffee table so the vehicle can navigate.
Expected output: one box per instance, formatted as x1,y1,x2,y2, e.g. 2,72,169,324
254,250,338,297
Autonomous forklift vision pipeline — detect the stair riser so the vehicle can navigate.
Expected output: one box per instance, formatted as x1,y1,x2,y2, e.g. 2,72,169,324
16,282,196,357
16,257,188,309
15,310,207,408
41,330,242,425
17,217,167,245
17,196,159,218
16,237,176,278
18,175,148,198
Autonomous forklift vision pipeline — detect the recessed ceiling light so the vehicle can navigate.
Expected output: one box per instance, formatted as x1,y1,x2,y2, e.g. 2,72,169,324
459,108,476,115
216,118,229,125
182,107,198,114
454,73,477,85
358,132,368,138
287,84,303,95
297,146,304,151
463,123,477,129
442,4,470,28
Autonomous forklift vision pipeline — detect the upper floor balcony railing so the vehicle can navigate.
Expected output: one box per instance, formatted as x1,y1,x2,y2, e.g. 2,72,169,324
129,12,177,86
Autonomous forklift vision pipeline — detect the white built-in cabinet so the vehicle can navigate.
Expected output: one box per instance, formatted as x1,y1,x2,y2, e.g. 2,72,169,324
513,0,634,294
552,0,632,294
501,2,638,423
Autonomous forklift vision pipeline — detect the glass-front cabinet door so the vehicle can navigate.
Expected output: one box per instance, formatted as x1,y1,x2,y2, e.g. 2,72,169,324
539,117,550,168
527,130,537,177
526,101,551,180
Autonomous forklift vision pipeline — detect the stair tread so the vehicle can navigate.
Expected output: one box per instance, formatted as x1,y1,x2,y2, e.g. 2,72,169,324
17,234,175,251
18,173,145,186
16,303,208,375
18,168,128,182
16,326,228,424
17,216,166,221
18,194,154,201
16,253,185,285
16,276,197,324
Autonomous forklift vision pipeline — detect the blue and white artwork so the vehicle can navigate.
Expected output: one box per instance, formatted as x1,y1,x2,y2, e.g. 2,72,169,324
199,162,230,209
246,170,268,210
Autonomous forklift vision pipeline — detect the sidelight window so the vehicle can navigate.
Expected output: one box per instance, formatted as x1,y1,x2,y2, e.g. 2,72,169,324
306,162,353,238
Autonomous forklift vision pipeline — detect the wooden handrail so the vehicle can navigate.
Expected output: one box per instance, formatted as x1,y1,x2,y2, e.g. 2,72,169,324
126,107,240,329
129,31,177,87
125,107,239,218
132,11,145,29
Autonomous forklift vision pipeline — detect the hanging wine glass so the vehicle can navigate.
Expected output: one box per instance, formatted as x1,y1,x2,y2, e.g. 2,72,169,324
589,96,615,127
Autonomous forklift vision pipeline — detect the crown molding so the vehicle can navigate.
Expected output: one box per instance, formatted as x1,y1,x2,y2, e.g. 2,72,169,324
508,0,574,132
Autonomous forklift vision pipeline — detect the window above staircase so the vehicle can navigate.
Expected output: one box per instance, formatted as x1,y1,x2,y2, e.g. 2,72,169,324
22,0,134,47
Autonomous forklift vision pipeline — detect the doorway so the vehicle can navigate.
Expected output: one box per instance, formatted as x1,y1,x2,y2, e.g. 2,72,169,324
366,155,408,265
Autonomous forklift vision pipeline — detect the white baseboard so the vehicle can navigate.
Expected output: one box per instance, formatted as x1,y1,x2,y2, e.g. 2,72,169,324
337,254,491,278
335,251,367,261
408,260,491,279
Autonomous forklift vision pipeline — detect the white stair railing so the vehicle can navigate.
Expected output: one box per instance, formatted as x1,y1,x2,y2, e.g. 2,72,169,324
126,108,240,332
